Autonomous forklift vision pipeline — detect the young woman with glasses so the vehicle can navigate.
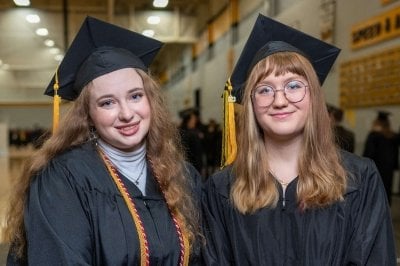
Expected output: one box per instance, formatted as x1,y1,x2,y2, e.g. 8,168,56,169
202,14,396,265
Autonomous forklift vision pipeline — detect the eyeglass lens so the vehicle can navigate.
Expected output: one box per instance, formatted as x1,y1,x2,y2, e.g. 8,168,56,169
253,80,307,107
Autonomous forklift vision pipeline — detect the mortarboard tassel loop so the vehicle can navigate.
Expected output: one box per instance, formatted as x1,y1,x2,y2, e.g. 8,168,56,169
221,78,237,168
52,69,61,133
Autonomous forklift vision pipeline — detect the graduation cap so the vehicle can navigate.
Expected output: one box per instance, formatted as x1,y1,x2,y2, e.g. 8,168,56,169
326,104,344,122
377,111,391,122
221,14,340,167
44,16,163,101
229,13,341,103
44,16,163,132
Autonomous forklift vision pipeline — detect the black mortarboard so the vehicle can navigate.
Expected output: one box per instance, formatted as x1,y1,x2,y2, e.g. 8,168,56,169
44,16,163,101
377,111,391,121
230,14,341,103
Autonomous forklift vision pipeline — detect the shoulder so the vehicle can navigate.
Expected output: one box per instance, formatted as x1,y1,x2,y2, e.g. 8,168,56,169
38,142,108,188
340,151,382,194
53,142,103,169
204,166,234,199
55,142,99,163
183,162,203,188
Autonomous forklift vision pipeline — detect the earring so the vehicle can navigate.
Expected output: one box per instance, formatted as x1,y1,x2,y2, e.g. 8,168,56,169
89,126,98,143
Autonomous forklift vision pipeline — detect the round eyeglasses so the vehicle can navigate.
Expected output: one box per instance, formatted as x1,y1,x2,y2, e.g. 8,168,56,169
252,80,308,107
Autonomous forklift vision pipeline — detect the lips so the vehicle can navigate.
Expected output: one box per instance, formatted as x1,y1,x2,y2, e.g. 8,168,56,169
271,112,292,119
116,122,139,136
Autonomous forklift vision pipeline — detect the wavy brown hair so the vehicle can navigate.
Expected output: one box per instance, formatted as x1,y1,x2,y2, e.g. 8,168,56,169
3,68,200,259
231,52,347,214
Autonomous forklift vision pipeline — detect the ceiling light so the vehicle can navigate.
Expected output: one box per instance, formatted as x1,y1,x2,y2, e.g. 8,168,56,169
14,0,30,6
153,0,168,8
147,16,161,25
36,28,48,36
142,29,155,37
25,14,40,23
54,54,64,61
44,39,55,47
49,48,60,54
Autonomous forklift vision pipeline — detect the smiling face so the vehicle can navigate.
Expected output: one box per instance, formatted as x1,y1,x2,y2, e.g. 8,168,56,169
252,71,310,142
88,68,151,152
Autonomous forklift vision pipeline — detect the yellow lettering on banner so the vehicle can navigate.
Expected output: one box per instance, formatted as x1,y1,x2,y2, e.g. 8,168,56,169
351,5,400,49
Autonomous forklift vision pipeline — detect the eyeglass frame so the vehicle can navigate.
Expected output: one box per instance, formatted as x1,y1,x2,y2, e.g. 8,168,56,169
251,79,308,107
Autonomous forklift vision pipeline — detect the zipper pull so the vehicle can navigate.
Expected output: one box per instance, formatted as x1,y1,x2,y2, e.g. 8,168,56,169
282,188,286,209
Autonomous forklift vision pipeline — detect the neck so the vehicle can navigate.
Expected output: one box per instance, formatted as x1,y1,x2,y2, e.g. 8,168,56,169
97,139,148,194
265,135,302,161
97,139,146,162
265,136,301,185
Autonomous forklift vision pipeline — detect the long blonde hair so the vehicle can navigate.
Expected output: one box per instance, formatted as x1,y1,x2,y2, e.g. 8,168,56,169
231,52,347,214
3,68,200,258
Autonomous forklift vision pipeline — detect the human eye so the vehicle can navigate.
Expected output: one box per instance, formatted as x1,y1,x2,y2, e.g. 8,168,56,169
99,99,115,107
285,80,304,91
130,91,144,102
255,85,274,95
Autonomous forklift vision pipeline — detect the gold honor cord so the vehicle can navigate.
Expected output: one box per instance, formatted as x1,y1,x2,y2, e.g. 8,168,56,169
221,78,237,167
52,68,61,133
147,161,190,266
99,150,189,265
98,150,150,266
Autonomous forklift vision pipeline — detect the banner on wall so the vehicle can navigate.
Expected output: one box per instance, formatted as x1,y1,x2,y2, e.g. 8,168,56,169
339,46,400,108
381,0,400,5
351,5,400,49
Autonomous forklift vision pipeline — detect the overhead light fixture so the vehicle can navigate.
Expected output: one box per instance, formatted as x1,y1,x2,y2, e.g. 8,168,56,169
36,28,49,36
54,54,64,61
44,39,55,47
25,14,40,23
142,29,155,37
49,48,60,54
147,16,161,25
153,0,168,8
14,0,30,6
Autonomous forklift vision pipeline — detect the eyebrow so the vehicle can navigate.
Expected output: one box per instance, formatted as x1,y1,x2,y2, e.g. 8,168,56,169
257,76,304,85
94,87,144,101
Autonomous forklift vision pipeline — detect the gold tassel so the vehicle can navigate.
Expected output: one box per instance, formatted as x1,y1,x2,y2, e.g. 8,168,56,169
52,69,61,133
221,78,237,168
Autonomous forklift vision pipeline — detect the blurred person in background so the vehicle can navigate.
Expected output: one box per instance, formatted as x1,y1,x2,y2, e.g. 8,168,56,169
363,111,400,206
179,109,205,175
204,119,222,178
327,104,355,153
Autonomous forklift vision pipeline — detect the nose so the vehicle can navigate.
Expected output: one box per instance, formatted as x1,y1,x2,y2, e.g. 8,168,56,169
118,102,134,121
272,89,288,107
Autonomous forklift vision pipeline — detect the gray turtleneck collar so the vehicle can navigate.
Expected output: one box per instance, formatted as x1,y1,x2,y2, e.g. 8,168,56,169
97,139,147,195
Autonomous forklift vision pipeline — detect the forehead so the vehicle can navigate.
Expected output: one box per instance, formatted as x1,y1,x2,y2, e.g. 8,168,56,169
87,68,144,99
258,71,305,83
92,68,142,86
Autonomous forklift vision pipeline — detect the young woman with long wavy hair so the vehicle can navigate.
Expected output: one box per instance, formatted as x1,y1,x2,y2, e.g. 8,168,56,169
4,16,203,265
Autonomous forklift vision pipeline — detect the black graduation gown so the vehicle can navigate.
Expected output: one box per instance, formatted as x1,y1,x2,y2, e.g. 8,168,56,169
363,131,399,205
202,151,397,265
8,142,203,265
